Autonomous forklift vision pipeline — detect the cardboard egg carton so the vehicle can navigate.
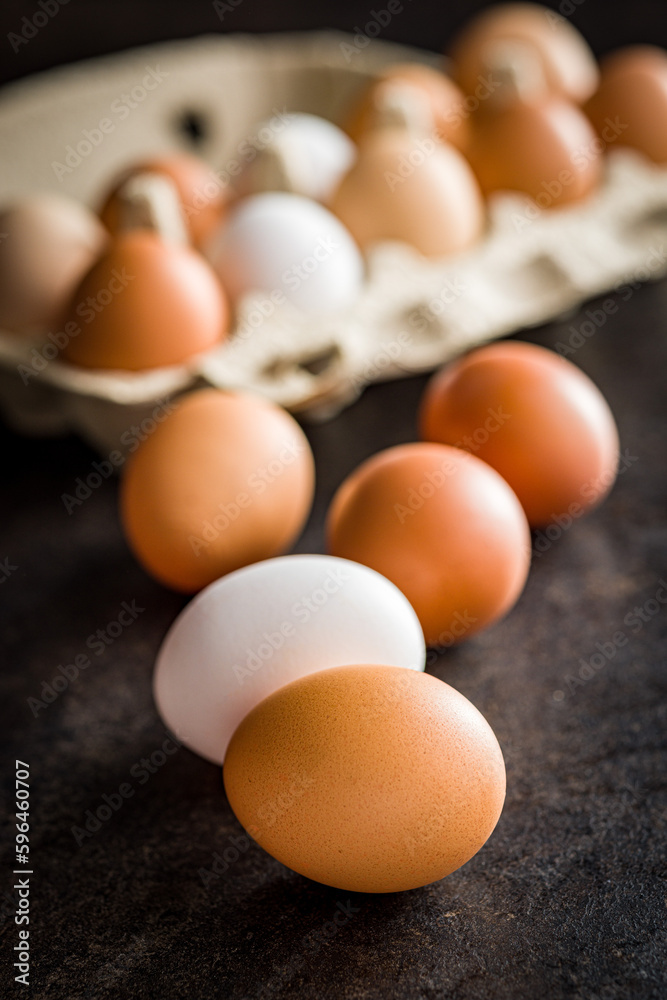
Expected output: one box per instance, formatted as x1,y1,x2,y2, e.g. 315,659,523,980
1,30,666,455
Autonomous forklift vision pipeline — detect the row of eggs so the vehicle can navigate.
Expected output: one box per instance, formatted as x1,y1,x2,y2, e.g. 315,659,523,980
2,3,667,369
121,341,618,612
137,338,618,893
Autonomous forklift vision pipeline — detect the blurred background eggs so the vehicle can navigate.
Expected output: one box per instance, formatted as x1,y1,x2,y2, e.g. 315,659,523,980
206,192,365,314
584,46,667,165
343,62,471,149
463,95,601,207
449,2,599,106
99,151,227,248
331,108,485,257
61,227,228,370
0,194,107,334
233,112,357,203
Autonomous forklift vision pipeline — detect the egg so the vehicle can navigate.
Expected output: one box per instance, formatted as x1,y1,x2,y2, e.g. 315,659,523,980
62,174,228,371
344,63,471,149
463,97,601,207
584,46,667,165
206,192,364,314
233,113,357,203
61,229,228,370
330,123,485,257
154,555,426,764
327,443,530,647
449,3,599,106
99,152,227,248
120,389,314,592
0,195,107,334
224,664,506,893
420,341,620,528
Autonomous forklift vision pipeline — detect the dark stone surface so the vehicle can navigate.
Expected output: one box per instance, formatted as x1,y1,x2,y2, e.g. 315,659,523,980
1,2,667,998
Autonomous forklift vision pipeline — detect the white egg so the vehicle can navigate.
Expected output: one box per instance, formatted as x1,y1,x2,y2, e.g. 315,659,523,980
206,192,364,315
235,113,357,203
154,554,426,764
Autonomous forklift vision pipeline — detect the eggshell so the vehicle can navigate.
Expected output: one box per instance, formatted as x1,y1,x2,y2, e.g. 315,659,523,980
207,192,364,314
99,153,227,247
0,195,107,334
120,389,314,592
224,665,506,893
420,340,620,527
584,46,667,165
154,555,425,764
234,113,357,202
464,97,601,207
330,131,485,257
344,63,471,149
449,3,599,106
61,230,228,371
327,443,530,646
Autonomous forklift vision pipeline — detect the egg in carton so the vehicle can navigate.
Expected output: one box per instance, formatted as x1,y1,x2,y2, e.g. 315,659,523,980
1,31,667,457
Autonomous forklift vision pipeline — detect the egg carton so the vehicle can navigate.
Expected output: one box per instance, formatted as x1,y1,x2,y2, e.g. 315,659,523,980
1,30,667,455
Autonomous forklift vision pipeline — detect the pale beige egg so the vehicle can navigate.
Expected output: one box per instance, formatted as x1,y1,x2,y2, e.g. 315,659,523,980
0,195,107,334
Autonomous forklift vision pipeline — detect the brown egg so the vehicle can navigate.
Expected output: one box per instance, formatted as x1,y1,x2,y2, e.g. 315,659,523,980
99,153,226,248
420,341,620,528
344,63,471,149
584,46,667,165
0,195,107,334
331,120,485,257
327,443,530,647
449,2,599,106
60,229,228,371
464,97,601,207
224,664,506,893
120,389,315,592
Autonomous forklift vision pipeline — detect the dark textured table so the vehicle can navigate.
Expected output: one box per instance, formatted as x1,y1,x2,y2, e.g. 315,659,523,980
1,2,667,999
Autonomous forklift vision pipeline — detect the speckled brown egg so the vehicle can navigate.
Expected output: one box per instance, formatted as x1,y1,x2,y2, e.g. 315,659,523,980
223,664,506,893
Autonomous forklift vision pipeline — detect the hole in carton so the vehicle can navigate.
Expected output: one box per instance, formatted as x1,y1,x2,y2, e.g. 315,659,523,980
263,345,342,380
400,303,452,344
176,108,210,147
491,256,572,301
625,205,667,245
